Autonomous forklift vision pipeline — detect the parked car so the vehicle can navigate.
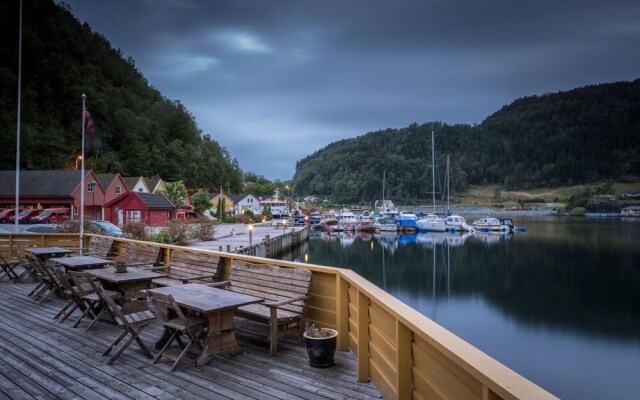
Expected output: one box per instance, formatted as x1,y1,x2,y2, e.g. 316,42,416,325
22,224,57,233
9,208,43,224
31,208,70,224
0,227,11,233
0,208,23,224
90,220,126,238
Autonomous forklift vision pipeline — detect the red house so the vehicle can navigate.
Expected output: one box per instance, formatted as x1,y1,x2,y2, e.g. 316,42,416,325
104,192,175,227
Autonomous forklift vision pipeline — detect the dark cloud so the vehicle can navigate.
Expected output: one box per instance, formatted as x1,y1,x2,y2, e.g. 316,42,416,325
64,0,640,180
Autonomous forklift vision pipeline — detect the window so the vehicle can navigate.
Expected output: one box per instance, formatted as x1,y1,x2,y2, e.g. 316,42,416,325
138,188,143,192
126,210,142,222
87,182,96,193
74,205,79,215
115,186,121,195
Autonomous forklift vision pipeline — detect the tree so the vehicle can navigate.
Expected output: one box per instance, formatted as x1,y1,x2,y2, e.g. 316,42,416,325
191,191,211,216
161,181,188,209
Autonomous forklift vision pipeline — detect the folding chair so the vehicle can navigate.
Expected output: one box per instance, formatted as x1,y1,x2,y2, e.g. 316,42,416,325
0,254,20,282
68,271,120,331
149,292,206,371
49,268,83,322
85,277,155,365
12,246,34,281
26,254,57,302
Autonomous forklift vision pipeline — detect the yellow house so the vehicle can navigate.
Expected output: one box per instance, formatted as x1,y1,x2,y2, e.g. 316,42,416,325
208,192,235,215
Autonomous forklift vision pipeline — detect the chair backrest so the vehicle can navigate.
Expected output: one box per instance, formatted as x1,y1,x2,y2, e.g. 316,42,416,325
68,271,94,297
229,261,313,315
11,246,27,266
87,237,114,257
148,291,199,338
49,266,76,295
26,254,51,280
88,275,152,327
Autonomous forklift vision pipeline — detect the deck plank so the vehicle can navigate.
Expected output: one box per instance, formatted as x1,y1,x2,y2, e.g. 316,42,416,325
0,279,382,400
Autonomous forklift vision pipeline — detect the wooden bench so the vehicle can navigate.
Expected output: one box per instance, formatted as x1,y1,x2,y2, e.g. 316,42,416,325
217,261,313,355
150,250,221,286
84,237,115,258
122,242,163,268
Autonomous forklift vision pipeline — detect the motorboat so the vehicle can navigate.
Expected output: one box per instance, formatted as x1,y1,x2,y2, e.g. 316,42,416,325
373,216,398,233
416,214,447,232
444,215,474,232
472,217,507,232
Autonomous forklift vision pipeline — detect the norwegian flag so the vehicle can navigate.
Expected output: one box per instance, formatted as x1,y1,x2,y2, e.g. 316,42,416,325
84,108,96,134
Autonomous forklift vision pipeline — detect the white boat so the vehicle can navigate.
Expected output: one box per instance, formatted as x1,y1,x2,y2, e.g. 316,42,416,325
472,217,507,232
416,131,446,232
417,213,447,232
399,211,417,220
373,216,398,232
444,215,474,232
338,209,358,230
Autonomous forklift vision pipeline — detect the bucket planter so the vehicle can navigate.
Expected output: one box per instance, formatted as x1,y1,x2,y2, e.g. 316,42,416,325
303,326,338,367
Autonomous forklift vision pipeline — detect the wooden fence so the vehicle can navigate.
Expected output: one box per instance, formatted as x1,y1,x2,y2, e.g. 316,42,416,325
0,232,557,400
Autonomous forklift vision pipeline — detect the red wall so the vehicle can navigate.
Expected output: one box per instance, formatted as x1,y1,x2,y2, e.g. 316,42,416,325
148,210,170,227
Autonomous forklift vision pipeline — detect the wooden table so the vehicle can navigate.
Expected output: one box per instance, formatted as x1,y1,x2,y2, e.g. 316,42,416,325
148,284,263,366
88,267,166,313
49,256,112,272
25,247,73,261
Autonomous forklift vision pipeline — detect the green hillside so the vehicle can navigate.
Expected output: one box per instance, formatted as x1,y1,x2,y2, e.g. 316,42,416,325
0,0,242,191
294,80,640,204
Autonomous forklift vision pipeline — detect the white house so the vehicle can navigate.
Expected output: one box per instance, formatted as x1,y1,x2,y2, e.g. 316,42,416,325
229,194,261,215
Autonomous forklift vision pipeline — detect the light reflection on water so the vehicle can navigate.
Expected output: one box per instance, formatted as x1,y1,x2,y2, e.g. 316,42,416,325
299,217,640,400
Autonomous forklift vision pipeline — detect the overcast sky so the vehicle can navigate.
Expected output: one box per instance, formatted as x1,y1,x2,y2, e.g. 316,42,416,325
63,0,640,180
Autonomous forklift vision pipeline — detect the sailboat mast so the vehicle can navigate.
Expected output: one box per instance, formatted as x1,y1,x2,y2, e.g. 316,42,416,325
431,131,436,213
446,154,450,212
382,170,386,208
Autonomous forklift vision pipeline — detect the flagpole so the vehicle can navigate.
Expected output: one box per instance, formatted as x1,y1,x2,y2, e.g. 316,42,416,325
14,0,23,231
80,93,86,254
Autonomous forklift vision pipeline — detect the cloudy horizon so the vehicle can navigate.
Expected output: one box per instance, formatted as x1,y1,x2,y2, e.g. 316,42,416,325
63,0,640,180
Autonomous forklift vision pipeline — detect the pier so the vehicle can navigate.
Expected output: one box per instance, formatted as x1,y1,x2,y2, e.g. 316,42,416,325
187,223,309,258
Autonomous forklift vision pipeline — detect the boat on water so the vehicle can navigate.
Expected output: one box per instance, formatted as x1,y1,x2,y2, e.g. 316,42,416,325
357,211,376,232
338,209,358,231
320,210,338,226
472,217,507,232
416,131,446,232
444,215,475,232
498,218,526,232
373,216,398,233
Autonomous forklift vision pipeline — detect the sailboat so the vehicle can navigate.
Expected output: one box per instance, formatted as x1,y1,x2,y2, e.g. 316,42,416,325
374,171,399,233
417,132,447,232
442,154,474,232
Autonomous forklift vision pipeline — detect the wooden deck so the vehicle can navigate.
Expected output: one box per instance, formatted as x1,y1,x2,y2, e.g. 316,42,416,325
0,279,381,400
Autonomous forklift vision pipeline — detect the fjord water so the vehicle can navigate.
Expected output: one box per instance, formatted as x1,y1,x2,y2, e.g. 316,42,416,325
300,217,640,400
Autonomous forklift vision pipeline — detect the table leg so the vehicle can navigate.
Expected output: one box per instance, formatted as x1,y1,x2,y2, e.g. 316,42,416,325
196,309,242,367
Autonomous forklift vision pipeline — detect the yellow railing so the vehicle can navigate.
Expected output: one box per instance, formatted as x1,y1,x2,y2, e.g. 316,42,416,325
0,233,557,400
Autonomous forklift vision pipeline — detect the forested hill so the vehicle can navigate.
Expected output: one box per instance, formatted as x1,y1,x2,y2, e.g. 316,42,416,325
293,80,640,204
0,0,242,192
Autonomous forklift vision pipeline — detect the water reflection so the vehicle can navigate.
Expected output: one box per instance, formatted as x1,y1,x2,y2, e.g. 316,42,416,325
301,218,640,399
303,222,640,342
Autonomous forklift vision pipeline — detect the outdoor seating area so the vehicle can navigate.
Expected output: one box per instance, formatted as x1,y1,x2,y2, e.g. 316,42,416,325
0,238,381,399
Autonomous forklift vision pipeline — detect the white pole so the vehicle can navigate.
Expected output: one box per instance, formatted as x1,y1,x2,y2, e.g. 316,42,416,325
80,94,86,254
431,131,436,213
14,0,23,231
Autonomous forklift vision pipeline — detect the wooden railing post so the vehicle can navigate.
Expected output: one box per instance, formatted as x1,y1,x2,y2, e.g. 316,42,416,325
357,290,370,382
397,321,413,399
336,275,349,350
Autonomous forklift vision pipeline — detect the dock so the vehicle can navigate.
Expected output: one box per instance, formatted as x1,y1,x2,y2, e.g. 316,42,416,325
188,223,308,257
0,279,381,400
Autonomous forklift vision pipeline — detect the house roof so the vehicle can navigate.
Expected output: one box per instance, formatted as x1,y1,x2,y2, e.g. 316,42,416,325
144,177,162,192
137,192,175,209
121,176,144,191
0,170,81,197
229,194,251,203
95,173,118,191
105,192,175,209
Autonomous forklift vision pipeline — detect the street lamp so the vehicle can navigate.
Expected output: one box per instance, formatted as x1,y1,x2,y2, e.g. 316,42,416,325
283,219,288,231
248,224,253,245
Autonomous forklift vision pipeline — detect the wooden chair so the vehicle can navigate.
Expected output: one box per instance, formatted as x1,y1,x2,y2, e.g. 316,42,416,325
49,267,83,322
68,271,120,332
148,292,206,371
0,254,20,282
26,254,57,302
12,246,35,280
86,277,155,365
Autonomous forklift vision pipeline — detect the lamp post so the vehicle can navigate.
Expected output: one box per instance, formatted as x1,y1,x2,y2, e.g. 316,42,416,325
248,224,253,245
